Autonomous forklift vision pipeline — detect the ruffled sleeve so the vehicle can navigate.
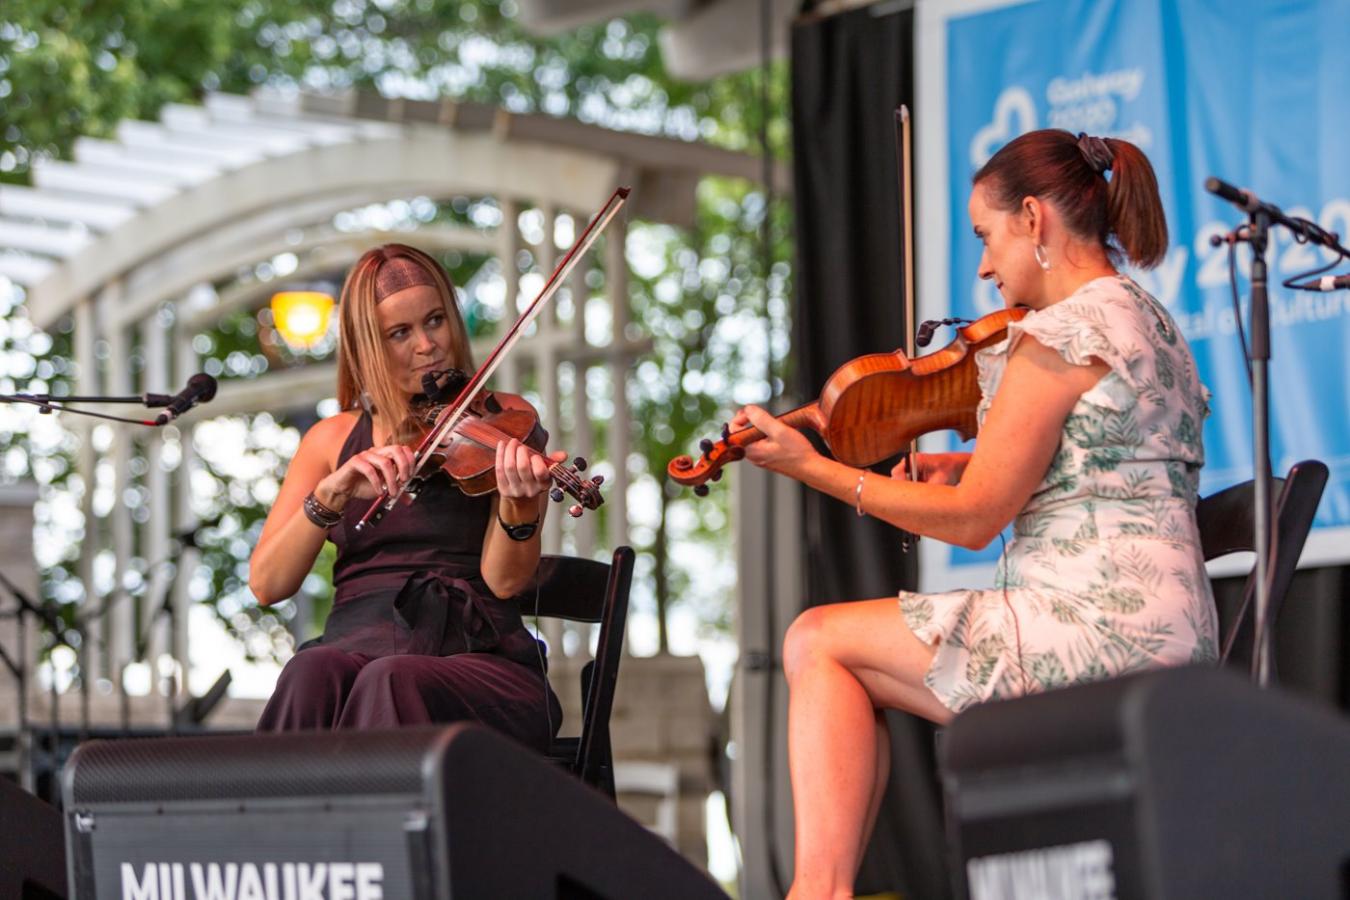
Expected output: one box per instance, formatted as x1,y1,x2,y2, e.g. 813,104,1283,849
1003,294,1143,412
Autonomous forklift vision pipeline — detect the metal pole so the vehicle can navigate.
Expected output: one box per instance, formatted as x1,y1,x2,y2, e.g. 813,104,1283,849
1247,210,1274,686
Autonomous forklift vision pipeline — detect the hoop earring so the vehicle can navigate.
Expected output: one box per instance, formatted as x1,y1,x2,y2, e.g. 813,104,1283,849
1034,244,1052,271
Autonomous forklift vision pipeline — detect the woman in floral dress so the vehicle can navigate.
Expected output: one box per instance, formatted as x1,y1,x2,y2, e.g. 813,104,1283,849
732,129,1217,899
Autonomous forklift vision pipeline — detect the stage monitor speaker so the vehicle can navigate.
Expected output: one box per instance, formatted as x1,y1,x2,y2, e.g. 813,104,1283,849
940,666,1350,900
0,776,66,898
61,723,726,900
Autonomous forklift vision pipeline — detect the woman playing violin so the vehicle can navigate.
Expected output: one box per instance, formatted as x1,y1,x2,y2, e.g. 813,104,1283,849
250,243,564,745
733,130,1218,899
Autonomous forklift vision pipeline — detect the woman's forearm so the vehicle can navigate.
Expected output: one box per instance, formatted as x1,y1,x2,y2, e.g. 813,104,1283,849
480,494,548,598
796,454,990,549
248,469,346,606
248,509,329,605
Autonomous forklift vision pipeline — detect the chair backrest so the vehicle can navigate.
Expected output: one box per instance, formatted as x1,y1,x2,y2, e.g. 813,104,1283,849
1195,459,1328,667
517,546,635,793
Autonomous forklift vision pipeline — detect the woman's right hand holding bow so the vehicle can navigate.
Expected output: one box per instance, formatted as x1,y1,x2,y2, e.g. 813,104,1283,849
314,444,416,510
892,451,970,486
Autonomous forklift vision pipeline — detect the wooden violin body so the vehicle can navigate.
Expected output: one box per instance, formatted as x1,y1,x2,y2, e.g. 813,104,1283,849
411,389,603,514
668,307,1029,491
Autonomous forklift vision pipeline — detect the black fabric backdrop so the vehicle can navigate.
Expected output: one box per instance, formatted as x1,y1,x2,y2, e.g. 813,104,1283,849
789,6,950,898
787,4,1348,898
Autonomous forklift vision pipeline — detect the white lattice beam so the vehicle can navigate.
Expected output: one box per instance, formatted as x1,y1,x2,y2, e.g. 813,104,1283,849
0,185,135,232
0,219,91,258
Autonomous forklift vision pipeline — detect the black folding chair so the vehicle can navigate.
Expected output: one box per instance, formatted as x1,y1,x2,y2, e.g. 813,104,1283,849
1195,459,1328,672
519,546,634,799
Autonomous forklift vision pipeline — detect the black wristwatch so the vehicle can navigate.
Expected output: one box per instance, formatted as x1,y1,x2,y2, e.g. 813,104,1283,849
497,511,540,541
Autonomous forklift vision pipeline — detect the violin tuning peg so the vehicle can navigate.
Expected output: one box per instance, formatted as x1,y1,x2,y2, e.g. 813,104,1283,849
591,474,604,486
572,456,588,471
721,423,731,441
549,487,564,503
711,470,723,482
699,438,714,455
693,484,710,497
568,504,583,518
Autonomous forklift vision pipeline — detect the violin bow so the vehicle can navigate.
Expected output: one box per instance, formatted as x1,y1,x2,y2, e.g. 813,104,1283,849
897,105,917,362
355,185,631,531
895,105,919,550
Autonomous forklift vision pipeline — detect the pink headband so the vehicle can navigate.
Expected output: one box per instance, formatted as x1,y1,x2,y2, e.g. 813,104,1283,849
374,256,439,301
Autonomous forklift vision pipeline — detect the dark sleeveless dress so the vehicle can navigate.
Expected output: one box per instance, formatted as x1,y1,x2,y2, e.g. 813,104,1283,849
256,412,562,750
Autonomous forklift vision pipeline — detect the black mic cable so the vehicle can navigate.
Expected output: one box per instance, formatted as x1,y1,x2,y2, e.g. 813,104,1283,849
1289,273,1350,292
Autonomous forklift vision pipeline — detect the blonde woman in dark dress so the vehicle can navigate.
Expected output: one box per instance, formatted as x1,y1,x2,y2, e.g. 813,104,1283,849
251,244,565,748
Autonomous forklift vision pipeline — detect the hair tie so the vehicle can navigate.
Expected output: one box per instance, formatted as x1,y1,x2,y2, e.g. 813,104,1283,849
1076,132,1113,176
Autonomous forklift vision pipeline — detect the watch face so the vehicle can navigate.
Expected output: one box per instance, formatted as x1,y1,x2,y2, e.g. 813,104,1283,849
501,517,539,541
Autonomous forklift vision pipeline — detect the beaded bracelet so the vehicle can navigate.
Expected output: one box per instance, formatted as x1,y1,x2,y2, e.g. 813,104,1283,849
303,492,343,529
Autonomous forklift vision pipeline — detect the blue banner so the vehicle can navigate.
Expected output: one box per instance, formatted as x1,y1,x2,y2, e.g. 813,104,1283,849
918,0,1350,587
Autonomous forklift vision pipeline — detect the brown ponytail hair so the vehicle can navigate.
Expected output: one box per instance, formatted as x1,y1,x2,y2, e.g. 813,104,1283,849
335,244,473,443
973,129,1168,269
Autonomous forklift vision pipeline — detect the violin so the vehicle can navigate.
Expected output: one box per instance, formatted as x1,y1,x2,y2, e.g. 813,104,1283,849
406,373,603,517
667,307,1030,494
354,186,631,532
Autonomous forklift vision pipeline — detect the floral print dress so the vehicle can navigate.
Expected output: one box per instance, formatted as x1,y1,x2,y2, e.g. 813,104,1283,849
899,275,1219,713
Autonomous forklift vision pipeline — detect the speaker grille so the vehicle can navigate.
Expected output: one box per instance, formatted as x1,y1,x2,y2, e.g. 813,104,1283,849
67,726,452,804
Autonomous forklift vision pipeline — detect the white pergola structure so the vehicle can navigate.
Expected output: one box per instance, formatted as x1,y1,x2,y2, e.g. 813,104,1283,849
2,88,786,699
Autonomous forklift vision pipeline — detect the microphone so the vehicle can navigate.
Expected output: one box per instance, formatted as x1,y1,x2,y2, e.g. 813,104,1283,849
419,368,468,403
1204,176,1265,214
1295,274,1350,292
914,320,940,348
1204,177,1340,250
154,374,217,425
914,317,973,348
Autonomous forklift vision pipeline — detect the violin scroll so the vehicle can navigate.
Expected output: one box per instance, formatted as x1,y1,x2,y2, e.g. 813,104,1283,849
548,455,605,517
667,437,740,494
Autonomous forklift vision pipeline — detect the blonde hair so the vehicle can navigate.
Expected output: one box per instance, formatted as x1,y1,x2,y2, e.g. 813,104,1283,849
335,244,474,443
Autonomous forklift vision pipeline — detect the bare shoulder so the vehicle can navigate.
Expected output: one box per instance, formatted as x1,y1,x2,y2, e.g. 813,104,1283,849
296,411,361,469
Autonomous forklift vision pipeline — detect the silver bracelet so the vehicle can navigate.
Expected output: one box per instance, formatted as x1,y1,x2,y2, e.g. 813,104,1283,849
303,492,343,529
855,472,867,518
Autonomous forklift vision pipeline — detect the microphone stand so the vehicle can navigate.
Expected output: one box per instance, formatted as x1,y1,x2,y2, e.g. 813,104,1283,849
0,391,176,427
1245,208,1275,686
1205,177,1350,686
0,569,70,795
3,383,215,736
0,592,32,792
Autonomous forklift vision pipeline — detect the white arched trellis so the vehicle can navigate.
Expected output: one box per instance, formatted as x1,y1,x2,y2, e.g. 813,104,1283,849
1,88,787,705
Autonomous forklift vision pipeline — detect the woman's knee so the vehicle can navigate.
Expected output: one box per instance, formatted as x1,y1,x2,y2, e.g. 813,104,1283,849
277,646,360,690
783,605,835,681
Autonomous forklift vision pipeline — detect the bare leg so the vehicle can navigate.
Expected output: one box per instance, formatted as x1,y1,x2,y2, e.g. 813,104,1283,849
783,598,950,900
857,712,891,866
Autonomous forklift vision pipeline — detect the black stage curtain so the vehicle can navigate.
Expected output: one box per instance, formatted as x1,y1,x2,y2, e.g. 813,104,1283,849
787,4,1349,899
790,6,951,898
